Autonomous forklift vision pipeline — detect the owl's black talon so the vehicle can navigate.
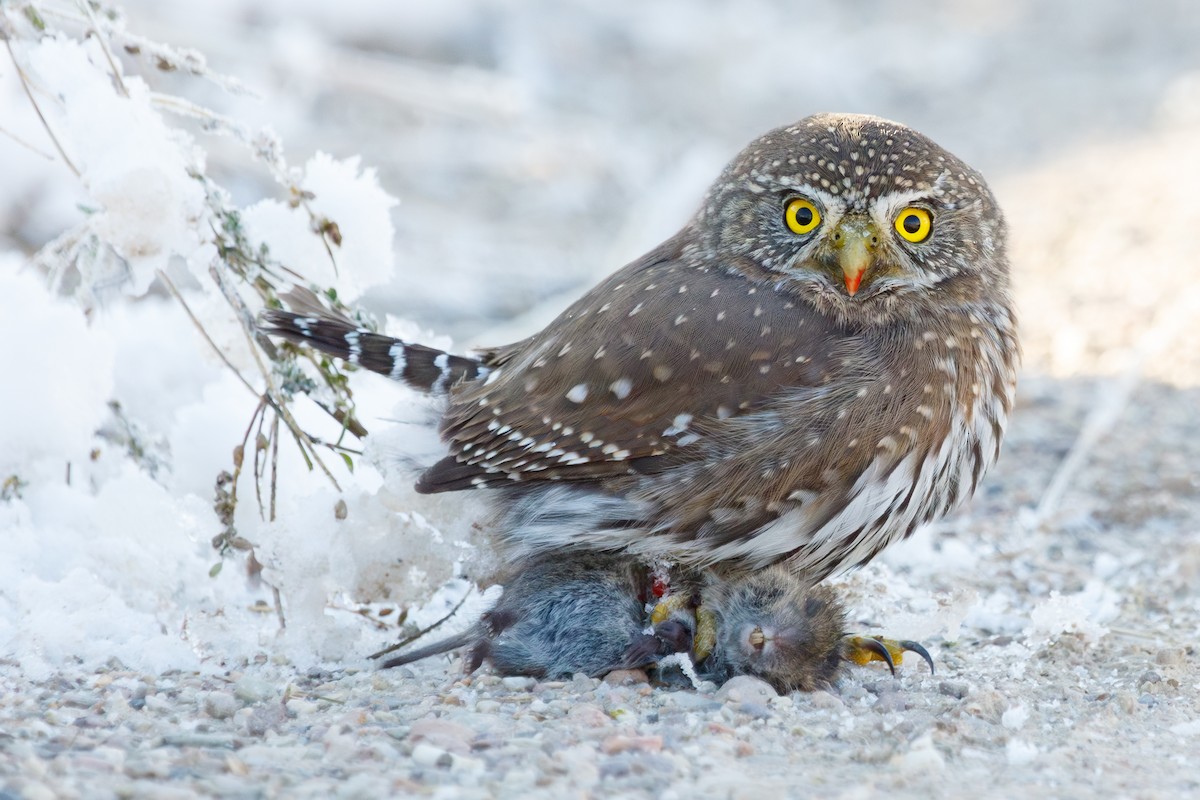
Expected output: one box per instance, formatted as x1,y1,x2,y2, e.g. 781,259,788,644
899,640,935,675
844,638,892,676
842,635,934,677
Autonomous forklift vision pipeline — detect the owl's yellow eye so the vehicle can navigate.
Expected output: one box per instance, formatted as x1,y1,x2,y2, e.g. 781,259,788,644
894,207,932,243
784,198,821,235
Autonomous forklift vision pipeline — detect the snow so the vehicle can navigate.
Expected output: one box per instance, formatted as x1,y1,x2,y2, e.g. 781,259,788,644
20,36,208,295
0,4,481,676
241,152,397,301
0,268,114,476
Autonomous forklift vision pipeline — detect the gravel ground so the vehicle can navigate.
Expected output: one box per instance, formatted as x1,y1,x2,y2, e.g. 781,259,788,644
5,3,1200,798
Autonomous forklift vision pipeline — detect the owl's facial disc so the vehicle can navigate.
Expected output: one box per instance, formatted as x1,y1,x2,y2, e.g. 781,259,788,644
831,217,880,296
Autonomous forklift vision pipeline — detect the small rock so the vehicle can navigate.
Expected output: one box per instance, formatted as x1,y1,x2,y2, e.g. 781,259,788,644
567,703,611,727
570,673,601,692
501,676,535,691
735,741,755,757
1139,670,1162,686
603,669,649,686
408,718,475,755
715,675,778,704
203,691,238,720
411,742,449,767
243,705,287,737
664,692,721,712
808,690,844,710
285,698,319,716
1155,647,1185,667
963,689,1006,722
475,700,502,713
233,677,274,704
161,733,236,749
737,702,773,720
448,753,485,773
939,681,970,699
873,692,908,713
600,735,663,755
60,691,100,708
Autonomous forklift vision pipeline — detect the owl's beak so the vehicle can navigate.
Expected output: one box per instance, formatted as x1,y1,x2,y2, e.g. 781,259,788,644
833,218,879,296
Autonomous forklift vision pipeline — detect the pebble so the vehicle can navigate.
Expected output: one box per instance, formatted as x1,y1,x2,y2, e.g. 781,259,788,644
1155,648,1186,667
663,692,721,712
715,676,778,704
475,700,502,713
203,692,238,720
807,690,844,710
160,733,237,749
873,692,908,713
408,718,475,755
501,676,535,691
567,703,611,727
600,734,663,754
603,669,649,686
736,702,773,720
233,677,275,704
939,681,970,699
411,741,452,767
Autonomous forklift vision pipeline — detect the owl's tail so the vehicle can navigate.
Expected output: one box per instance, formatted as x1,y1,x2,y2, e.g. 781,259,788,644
259,305,488,394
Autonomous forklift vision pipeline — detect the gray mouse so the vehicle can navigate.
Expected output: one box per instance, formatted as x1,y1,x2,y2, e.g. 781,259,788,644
380,554,687,678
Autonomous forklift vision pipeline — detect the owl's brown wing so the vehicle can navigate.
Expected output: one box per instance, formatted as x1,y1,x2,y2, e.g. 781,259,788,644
415,241,844,493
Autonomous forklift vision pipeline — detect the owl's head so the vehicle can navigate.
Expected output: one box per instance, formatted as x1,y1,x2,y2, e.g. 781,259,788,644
694,113,1008,321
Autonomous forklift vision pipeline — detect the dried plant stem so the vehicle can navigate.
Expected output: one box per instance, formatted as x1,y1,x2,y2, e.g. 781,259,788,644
156,269,260,399
4,39,81,178
0,123,55,160
269,412,280,521
367,590,473,661
75,0,129,97
207,262,342,491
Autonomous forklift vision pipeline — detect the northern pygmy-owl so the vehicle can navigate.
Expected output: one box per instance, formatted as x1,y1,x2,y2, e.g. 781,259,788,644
262,112,1018,583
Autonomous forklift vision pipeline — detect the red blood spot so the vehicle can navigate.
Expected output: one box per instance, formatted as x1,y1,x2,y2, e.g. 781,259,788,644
652,576,669,598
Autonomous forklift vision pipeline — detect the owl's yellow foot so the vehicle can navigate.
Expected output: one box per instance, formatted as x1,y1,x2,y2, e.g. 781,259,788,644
842,635,935,676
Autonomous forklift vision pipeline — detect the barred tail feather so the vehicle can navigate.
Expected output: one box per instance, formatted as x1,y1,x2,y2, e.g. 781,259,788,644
259,309,488,393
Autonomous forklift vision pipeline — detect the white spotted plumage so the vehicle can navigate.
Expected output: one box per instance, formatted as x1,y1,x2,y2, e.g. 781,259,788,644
260,112,1018,582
